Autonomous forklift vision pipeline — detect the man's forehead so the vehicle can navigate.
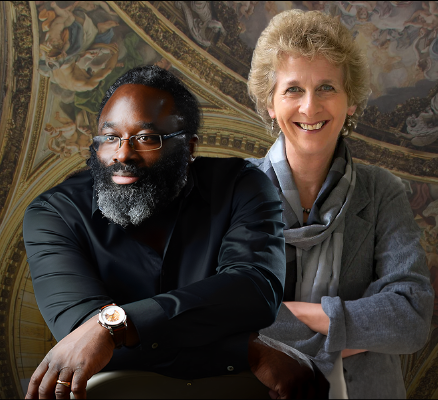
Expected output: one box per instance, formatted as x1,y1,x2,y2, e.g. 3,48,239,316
99,114,183,132
111,83,174,101
101,121,156,129
101,84,176,116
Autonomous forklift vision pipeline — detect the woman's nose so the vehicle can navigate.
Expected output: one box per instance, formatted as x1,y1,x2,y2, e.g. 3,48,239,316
299,92,323,118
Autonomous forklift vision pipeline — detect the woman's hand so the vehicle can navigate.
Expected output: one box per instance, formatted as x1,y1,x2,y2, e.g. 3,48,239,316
341,349,367,358
283,302,330,335
284,302,368,358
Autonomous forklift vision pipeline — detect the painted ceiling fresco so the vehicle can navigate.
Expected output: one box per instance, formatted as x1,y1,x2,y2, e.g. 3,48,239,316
0,1,438,399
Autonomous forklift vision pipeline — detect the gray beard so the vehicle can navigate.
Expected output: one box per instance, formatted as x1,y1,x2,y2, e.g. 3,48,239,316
88,146,190,228
95,179,160,227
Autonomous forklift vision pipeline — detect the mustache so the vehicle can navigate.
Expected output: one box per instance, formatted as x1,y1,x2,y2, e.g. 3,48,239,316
98,160,151,181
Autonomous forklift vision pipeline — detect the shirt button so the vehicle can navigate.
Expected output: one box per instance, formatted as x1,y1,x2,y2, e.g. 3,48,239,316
227,366,234,372
152,342,158,349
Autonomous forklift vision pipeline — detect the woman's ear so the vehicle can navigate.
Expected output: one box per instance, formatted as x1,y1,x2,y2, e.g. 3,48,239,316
268,108,276,119
347,104,357,116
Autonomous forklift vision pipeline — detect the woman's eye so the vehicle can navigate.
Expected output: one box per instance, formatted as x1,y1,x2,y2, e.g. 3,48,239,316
285,87,301,93
320,84,335,91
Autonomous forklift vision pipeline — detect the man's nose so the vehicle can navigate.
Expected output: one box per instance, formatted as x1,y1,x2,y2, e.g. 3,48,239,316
299,92,323,118
112,138,138,164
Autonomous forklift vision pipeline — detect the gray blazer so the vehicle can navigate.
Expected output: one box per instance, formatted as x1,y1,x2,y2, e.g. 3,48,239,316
254,161,434,399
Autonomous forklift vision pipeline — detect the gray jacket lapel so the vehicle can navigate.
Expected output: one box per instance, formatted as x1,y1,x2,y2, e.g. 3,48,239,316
341,171,372,279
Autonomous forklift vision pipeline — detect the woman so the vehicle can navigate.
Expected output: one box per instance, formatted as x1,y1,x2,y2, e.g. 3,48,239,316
247,9,434,399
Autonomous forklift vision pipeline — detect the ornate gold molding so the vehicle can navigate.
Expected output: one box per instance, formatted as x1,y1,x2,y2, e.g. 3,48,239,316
0,1,33,226
20,76,49,184
0,228,26,400
347,133,438,183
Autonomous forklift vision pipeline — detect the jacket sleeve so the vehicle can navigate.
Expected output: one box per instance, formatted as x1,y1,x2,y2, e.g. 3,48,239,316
321,166,434,354
23,164,286,374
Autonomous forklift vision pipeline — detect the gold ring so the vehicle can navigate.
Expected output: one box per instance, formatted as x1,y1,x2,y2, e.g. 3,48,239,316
56,380,71,388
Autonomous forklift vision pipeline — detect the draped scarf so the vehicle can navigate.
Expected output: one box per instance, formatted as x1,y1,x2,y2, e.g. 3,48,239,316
254,133,356,381
262,132,356,303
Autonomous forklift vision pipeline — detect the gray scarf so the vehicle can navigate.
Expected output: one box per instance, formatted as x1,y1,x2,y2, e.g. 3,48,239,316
268,133,356,302
253,133,356,375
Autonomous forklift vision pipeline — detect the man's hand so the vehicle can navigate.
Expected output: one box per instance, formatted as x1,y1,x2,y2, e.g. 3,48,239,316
248,333,329,399
25,315,115,399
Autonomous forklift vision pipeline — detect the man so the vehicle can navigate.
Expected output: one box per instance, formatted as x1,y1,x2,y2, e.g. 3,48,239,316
23,66,328,399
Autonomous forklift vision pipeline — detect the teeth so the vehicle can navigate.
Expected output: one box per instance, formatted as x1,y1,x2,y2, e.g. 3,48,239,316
298,121,325,130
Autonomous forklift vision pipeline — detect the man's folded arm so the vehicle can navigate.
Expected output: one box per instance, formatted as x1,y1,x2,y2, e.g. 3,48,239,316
23,166,285,360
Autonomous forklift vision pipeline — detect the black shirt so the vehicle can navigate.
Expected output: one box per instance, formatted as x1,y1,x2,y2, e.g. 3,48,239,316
23,157,285,378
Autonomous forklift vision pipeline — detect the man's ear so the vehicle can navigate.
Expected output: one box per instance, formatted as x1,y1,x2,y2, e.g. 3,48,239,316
189,134,198,162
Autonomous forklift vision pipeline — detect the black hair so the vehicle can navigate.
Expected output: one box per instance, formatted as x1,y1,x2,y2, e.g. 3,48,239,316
97,65,200,139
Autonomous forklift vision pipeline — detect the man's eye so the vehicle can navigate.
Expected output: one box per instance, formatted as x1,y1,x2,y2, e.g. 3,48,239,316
105,135,118,142
137,135,160,143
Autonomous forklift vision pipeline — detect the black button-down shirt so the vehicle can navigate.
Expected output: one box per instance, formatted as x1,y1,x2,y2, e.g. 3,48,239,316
23,157,285,378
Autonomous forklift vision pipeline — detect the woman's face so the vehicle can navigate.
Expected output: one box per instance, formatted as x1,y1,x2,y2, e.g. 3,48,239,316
268,55,357,160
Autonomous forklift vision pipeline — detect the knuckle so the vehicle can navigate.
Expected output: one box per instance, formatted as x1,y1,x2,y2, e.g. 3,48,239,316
29,375,40,386
38,385,49,397
55,387,67,396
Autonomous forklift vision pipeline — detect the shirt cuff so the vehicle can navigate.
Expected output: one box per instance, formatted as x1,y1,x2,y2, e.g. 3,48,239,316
122,298,168,358
321,296,346,352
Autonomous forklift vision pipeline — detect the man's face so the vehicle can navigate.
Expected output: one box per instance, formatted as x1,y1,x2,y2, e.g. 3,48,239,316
88,84,195,227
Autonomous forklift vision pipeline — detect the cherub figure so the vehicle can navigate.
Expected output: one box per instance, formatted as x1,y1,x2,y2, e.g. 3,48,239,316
336,1,376,22
231,1,258,19
49,42,119,92
404,4,438,31
45,111,92,159
395,105,438,146
39,1,79,59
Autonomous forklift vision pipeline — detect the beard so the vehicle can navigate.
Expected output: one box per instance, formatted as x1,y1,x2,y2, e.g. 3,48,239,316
87,145,190,228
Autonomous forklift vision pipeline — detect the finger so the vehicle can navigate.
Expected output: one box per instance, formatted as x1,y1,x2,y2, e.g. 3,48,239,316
54,381,71,400
39,363,66,400
25,359,50,399
55,368,74,400
70,369,89,399
269,389,279,399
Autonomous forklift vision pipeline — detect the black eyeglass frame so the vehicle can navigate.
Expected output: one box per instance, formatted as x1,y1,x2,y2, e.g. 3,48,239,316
92,130,185,152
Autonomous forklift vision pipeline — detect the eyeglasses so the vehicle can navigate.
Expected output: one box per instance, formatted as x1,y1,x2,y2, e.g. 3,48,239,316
92,130,185,153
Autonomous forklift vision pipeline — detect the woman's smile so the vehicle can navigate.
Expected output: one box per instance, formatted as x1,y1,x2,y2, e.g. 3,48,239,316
294,120,328,132
268,55,357,159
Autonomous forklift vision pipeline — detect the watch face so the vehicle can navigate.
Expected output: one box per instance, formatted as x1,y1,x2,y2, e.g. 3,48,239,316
101,305,126,326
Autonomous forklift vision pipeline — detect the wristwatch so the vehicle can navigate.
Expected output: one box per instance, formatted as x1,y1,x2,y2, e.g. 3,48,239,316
97,303,127,348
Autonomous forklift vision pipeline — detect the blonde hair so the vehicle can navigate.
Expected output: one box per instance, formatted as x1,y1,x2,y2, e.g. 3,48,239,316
248,9,370,136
